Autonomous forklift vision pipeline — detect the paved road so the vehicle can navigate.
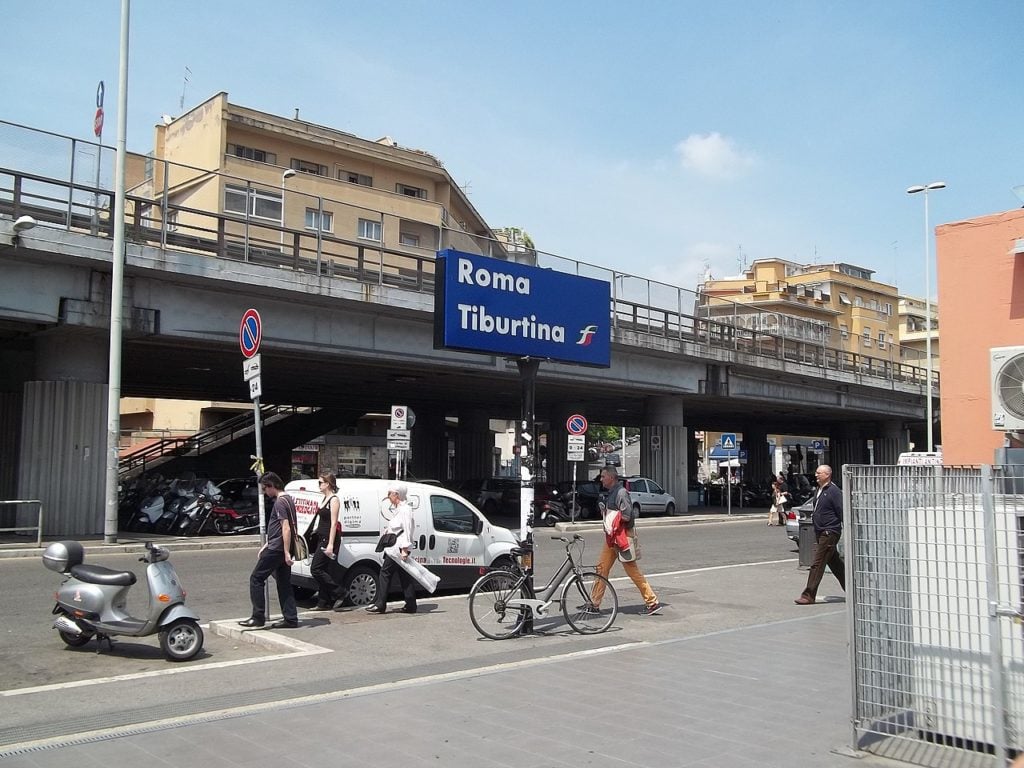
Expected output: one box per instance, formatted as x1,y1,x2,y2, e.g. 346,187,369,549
0,519,823,754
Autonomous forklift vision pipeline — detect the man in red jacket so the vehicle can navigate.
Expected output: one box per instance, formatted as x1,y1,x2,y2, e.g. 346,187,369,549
590,466,662,616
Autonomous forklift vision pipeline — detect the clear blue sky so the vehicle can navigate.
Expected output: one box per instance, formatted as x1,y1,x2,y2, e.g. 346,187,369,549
5,1,1023,299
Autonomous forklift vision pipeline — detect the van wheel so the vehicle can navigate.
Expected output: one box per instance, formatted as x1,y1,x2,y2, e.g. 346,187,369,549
489,556,514,571
341,564,379,607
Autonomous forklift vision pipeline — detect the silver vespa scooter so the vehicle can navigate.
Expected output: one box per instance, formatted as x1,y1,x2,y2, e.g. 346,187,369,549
42,540,204,661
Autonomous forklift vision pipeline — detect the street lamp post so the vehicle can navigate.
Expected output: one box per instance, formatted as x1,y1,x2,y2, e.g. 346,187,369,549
280,168,296,247
906,181,946,453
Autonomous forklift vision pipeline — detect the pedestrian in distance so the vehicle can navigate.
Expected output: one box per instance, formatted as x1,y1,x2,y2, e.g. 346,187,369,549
366,481,418,615
794,465,846,605
239,472,299,629
590,465,662,616
310,472,347,611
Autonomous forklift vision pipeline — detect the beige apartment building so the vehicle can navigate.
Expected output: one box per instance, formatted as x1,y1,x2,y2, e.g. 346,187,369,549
700,258,909,362
126,91,504,281
897,296,940,371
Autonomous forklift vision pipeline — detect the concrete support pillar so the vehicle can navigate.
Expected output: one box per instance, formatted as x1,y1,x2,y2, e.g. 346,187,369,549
545,403,587,484
741,424,771,485
455,409,493,479
641,396,687,506
872,420,906,466
828,422,869,475
19,332,109,535
409,407,447,482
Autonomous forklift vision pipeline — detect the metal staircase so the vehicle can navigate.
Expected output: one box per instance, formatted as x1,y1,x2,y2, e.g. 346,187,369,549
118,405,305,479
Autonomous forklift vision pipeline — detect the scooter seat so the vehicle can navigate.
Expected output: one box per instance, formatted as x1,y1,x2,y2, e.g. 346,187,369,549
69,564,137,587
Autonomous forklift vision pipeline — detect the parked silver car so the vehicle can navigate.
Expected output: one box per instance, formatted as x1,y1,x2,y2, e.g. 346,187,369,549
786,499,812,541
623,476,676,516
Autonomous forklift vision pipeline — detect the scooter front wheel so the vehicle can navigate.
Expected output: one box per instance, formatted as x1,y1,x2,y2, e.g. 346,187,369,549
159,618,204,661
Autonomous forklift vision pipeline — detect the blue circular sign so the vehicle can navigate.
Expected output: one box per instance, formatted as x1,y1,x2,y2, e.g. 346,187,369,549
566,414,588,435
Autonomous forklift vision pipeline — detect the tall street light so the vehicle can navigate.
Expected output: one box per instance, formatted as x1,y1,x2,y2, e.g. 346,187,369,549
280,168,296,246
906,181,946,453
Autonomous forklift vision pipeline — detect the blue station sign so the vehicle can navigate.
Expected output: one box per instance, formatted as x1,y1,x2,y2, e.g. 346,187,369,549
433,249,611,367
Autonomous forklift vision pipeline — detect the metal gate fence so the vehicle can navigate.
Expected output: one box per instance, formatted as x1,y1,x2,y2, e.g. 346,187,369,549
846,464,1024,767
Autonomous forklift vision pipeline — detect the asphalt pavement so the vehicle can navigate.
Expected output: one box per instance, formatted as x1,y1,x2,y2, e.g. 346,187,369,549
0,510,899,768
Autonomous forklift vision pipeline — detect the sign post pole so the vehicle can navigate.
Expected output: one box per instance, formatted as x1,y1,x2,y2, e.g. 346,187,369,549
240,309,266,546
516,358,540,634
565,414,588,524
91,80,104,236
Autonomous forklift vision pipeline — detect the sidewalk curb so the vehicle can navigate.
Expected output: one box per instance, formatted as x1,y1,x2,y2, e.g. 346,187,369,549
206,619,331,655
554,512,763,532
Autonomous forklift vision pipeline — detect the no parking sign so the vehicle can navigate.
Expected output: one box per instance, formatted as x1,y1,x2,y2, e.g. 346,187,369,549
239,309,262,359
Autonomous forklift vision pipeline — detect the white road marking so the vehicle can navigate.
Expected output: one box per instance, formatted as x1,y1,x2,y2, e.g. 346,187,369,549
0,642,642,753
0,628,330,698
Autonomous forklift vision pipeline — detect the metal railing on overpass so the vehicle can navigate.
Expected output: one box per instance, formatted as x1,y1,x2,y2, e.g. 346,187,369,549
0,119,935,391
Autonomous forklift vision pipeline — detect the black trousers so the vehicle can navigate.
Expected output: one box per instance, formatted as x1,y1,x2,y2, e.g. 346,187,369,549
248,547,297,623
311,548,347,605
374,554,417,612
801,530,846,601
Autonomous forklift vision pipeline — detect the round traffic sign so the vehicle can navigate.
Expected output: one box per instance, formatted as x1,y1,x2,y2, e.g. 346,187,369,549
566,414,588,435
94,108,104,138
239,308,262,359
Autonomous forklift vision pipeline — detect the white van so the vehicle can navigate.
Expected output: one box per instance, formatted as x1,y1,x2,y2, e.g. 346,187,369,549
285,478,519,606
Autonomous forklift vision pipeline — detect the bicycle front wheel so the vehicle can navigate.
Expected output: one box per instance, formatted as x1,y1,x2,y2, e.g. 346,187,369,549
468,570,529,640
561,571,618,634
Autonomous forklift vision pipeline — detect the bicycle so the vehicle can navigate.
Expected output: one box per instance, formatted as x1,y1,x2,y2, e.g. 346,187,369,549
467,534,618,639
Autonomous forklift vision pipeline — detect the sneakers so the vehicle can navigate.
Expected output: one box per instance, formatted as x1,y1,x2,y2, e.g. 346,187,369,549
576,604,601,615
643,602,663,616
364,605,383,613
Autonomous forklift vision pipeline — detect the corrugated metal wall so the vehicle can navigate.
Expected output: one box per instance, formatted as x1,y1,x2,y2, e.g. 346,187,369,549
18,381,106,536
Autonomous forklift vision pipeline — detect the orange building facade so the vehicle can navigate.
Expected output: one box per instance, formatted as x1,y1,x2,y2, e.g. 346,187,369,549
935,208,1024,464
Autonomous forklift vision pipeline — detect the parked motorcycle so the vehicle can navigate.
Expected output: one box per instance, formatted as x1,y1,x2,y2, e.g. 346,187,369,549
42,540,204,661
536,498,572,526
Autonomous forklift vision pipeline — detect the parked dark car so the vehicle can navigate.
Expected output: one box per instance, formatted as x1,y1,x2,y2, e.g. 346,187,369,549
555,479,602,519
450,477,519,515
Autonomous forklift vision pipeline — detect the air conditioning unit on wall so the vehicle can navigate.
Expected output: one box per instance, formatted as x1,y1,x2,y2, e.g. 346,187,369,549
991,346,1024,430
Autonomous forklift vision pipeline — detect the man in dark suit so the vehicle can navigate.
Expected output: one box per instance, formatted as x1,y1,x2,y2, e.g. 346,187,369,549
794,465,846,605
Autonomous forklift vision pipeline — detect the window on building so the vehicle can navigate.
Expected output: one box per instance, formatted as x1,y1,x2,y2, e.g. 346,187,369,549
839,323,849,339
838,292,852,305
358,218,382,241
166,209,178,232
290,158,329,176
884,302,893,316
854,296,864,307
227,143,277,165
399,232,420,247
225,185,282,221
862,327,872,347
339,169,372,187
878,331,887,349
337,446,368,476
305,208,333,232
396,183,428,200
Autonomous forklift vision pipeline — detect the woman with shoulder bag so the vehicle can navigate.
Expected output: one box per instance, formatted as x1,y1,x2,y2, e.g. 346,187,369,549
311,473,347,610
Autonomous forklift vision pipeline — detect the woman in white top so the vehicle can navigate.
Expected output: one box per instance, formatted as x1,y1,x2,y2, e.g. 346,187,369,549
366,482,418,614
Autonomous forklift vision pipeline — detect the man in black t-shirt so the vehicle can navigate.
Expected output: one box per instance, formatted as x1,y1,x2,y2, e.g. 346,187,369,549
238,472,299,629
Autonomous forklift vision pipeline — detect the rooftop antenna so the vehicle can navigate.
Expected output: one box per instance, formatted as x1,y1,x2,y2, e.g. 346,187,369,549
737,244,747,273
294,108,300,120
179,66,191,111
460,181,472,196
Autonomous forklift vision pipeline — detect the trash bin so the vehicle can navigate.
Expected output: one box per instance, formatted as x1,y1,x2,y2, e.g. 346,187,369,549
798,518,816,569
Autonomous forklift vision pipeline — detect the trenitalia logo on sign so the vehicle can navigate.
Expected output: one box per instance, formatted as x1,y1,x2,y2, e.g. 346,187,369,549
433,249,611,367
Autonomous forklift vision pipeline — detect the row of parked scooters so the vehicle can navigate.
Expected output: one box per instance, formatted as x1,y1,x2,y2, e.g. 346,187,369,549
118,475,260,536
